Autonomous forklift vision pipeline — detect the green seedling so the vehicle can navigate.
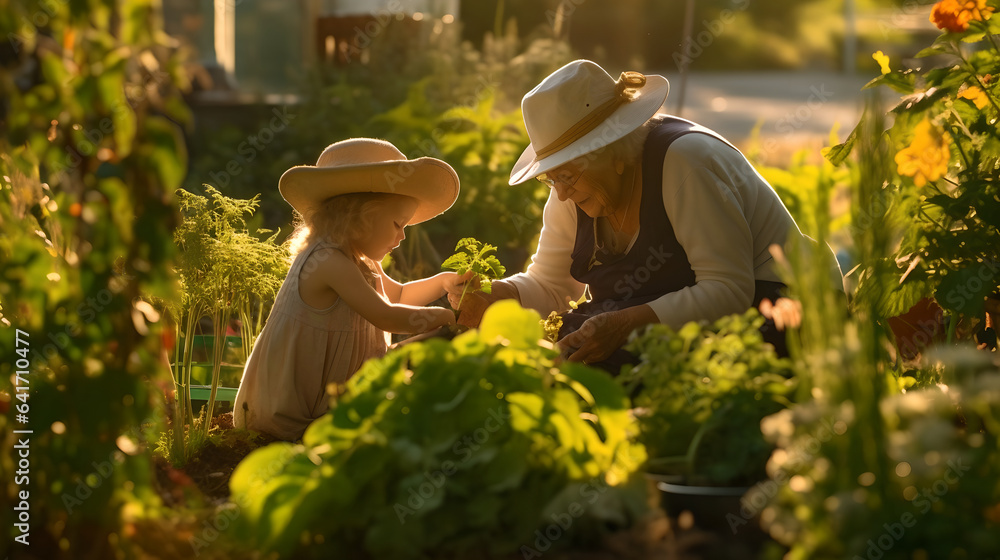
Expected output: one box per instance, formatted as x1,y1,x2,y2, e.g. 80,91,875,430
441,237,506,310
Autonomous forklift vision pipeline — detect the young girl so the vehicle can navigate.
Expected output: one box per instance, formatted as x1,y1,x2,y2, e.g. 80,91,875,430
234,138,467,440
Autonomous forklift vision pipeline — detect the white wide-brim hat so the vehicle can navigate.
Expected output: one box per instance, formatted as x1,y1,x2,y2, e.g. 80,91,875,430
279,138,460,225
509,59,670,185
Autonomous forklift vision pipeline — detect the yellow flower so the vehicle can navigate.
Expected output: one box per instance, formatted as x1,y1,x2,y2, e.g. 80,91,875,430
930,0,994,32
958,85,990,109
873,51,891,75
894,118,951,187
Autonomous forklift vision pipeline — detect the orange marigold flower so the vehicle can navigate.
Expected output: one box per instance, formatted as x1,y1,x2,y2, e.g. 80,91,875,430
959,85,990,109
894,118,951,187
930,0,994,32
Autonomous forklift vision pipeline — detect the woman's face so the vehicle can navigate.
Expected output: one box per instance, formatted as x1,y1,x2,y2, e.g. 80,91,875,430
356,195,418,261
538,157,622,218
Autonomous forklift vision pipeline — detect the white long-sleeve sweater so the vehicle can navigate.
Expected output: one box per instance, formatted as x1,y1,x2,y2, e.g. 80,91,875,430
506,131,843,330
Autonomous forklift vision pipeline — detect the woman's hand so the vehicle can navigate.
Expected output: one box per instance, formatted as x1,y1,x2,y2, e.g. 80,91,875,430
558,305,656,364
450,291,491,328
445,278,519,328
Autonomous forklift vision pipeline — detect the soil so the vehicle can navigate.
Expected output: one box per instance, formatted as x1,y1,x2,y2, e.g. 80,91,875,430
153,412,277,506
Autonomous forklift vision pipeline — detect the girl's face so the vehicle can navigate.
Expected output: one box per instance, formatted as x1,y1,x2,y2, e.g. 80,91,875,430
356,195,419,261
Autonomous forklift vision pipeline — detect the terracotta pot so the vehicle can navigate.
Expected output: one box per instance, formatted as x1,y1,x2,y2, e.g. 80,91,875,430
887,297,946,360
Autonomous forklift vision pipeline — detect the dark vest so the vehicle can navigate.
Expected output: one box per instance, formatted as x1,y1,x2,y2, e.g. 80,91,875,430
560,116,789,367
571,115,739,315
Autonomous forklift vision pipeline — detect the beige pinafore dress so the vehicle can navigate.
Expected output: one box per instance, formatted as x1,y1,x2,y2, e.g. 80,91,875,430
233,239,389,440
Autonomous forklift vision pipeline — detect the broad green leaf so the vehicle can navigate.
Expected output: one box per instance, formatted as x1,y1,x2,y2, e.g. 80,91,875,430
824,120,861,166
863,70,916,95
479,300,544,349
936,263,999,316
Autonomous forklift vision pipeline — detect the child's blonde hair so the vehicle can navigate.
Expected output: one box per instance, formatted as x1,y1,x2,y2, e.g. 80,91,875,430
286,192,411,271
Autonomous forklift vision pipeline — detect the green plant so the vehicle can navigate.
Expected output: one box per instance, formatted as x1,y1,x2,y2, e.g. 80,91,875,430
441,237,506,309
829,0,1000,341
620,310,796,487
750,128,857,256
162,186,287,459
761,350,1000,560
754,78,999,559
229,301,646,559
0,1,191,556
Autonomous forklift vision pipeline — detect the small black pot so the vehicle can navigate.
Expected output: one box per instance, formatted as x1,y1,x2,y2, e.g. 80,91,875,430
656,481,750,533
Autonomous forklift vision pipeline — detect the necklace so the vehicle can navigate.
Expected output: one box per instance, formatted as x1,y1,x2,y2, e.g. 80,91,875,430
610,165,638,233
588,166,640,270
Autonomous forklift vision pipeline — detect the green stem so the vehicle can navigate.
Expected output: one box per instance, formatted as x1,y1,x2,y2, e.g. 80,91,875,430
179,304,202,462
204,307,229,437
978,17,1000,58
493,0,505,38
955,43,1000,115
457,280,471,312
918,206,951,235
946,311,958,344
944,119,974,174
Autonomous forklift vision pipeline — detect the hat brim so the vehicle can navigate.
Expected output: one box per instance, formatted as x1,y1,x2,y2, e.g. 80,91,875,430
279,157,459,225
509,75,669,185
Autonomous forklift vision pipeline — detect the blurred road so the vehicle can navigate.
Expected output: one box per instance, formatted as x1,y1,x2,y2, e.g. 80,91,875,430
654,71,887,160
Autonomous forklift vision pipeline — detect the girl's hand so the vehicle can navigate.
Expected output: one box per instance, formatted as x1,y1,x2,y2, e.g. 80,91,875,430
442,270,478,297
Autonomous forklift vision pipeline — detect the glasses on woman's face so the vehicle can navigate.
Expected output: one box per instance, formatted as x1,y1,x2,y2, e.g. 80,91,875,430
536,168,582,189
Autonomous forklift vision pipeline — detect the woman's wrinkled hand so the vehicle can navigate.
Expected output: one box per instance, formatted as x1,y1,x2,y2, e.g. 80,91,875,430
450,291,491,328
445,278,519,329
557,309,636,365
445,272,486,328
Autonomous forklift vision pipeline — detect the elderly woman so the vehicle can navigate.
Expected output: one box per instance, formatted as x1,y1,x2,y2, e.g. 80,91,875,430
449,60,842,367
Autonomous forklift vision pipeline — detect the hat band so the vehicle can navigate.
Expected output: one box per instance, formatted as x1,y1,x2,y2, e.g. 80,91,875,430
533,71,647,162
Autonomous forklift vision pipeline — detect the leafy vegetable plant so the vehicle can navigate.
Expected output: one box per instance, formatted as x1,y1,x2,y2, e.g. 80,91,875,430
621,309,796,486
441,237,506,309
230,301,646,559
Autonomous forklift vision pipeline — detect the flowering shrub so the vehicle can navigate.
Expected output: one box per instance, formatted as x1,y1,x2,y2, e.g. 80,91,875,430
830,0,1000,334
756,4,1000,557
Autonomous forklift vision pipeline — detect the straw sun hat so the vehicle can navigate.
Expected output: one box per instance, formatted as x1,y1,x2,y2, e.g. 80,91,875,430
509,60,670,185
279,138,460,225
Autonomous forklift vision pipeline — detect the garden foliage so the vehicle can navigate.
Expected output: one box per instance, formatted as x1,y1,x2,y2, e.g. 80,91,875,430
161,186,288,459
622,310,796,487
230,301,646,559
0,0,190,556
186,18,572,277
832,0,1000,331
757,5,1000,554
762,354,1000,560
